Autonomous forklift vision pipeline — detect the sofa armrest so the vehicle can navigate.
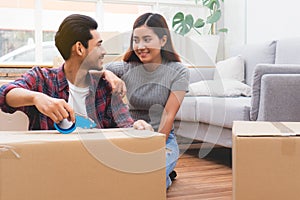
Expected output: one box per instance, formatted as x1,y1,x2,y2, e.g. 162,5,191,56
250,63,300,120
188,67,215,83
257,74,300,121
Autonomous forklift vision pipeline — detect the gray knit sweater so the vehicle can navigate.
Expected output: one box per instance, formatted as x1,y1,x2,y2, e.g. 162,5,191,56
105,61,189,131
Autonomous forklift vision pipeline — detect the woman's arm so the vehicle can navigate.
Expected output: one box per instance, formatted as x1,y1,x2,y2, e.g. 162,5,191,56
158,90,186,140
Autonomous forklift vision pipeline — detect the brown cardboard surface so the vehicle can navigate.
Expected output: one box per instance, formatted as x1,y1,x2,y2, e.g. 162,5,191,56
232,121,300,200
0,129,166,200
0,110,28,131
233,121,300,137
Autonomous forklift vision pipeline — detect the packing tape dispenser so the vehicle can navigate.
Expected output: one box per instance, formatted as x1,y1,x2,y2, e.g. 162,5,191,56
54,114,97,134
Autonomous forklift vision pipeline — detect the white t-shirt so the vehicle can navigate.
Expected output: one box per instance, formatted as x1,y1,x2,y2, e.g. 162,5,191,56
67,81,89,116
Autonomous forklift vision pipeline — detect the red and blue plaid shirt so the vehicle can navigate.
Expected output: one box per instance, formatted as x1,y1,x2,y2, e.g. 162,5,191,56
0,65,134,130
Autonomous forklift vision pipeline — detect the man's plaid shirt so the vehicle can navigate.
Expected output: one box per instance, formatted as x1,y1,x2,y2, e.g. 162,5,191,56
0,65,134,130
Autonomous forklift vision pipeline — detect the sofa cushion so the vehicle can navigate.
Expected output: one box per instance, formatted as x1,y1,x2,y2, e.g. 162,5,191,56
213,56,245,82
186,79,251,97
275,37,300,64
175,96,198,122
230,40,276,86
176,96,251,128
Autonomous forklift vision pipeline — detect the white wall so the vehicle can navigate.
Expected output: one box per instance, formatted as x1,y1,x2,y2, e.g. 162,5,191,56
247,0,300,43
224,0,247,57
224,0,300,56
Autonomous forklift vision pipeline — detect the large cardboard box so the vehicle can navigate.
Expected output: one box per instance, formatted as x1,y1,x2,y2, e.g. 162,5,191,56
232,121,300,200
0,129,166,200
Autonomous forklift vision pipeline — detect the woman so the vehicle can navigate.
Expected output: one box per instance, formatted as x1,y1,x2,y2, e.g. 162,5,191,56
105,13,189,189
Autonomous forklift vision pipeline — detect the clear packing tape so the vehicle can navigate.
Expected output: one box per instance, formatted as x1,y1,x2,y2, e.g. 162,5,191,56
0,144,20,158
271,122,296,136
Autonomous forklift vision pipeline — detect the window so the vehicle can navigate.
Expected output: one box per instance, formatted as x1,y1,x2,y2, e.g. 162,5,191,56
0,0,197,65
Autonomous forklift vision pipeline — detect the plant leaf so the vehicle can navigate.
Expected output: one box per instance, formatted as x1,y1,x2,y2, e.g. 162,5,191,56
185,14,194,27
194,18,205,28
172,13,194,36
172,12,184,27
202,0,210,6
218,28,228,33
206,0,220,10
206,10,221,23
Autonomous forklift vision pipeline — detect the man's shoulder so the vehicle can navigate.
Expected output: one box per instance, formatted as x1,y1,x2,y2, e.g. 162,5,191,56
30,66,61,75
90,74,112,92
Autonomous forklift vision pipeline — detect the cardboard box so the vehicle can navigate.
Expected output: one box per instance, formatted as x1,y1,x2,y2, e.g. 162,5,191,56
0,129,166,200
232,121,300,200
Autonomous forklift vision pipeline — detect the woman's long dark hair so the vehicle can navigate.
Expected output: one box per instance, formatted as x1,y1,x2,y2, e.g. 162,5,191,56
123,13,181,63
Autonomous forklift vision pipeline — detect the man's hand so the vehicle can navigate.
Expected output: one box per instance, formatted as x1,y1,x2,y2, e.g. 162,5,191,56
33,93,75,124
133,120,154,132
103,70,127,97
6,88,75,124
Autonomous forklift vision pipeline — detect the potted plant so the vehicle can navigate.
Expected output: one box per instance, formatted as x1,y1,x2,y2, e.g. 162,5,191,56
171,0,228,63
172,0,228,36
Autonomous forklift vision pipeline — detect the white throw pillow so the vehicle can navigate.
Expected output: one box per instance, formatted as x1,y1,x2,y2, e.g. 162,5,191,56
186,79,251,97
213,56,245,82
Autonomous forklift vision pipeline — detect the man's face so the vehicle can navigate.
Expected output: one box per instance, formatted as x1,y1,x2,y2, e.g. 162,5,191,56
81,30,106,71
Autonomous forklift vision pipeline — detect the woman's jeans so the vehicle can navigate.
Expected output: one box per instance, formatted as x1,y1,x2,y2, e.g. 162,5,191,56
166,130,179,189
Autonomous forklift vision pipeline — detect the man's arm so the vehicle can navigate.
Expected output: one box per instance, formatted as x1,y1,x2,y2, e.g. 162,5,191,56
102,70,127,97
6,88,75,124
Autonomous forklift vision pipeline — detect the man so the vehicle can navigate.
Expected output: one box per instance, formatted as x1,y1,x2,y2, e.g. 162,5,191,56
0,14,151,131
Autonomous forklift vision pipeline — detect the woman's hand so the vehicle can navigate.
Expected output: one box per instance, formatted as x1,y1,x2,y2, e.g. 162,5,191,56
133,120,154,132
103,70,127,97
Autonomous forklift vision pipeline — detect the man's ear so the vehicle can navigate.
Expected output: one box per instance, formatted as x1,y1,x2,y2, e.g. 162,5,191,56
74,41,85,56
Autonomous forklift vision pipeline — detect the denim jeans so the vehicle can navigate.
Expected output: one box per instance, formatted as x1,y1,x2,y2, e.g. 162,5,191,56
166,130,179,189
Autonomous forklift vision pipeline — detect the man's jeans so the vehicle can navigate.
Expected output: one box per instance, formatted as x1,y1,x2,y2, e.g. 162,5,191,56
166,130,179,189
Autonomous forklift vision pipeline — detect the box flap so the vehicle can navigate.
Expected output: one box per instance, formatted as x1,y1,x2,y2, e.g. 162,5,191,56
233,121,300,137
0,128,164,144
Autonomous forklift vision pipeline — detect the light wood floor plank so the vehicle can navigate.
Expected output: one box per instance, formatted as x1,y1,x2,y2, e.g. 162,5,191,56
167,148,232,200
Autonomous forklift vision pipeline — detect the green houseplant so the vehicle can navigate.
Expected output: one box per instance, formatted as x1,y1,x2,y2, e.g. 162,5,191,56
172,0,228,36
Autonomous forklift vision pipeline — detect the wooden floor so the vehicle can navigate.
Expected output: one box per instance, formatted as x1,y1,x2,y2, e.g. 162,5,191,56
167,147,232,200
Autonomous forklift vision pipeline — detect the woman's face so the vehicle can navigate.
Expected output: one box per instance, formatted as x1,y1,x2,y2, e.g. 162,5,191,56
132,25,166,64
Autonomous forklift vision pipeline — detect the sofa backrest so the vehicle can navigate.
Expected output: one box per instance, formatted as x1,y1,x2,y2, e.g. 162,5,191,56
275,37,300,64
188,67,215,83
230,40,277,86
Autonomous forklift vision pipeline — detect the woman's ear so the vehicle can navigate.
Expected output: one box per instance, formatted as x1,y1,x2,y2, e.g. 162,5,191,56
161,35,167,48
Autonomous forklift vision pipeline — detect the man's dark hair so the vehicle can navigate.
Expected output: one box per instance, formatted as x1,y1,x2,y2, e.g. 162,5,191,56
55,14,98,60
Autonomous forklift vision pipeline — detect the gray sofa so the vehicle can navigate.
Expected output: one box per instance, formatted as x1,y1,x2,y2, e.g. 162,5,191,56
174,37,300,148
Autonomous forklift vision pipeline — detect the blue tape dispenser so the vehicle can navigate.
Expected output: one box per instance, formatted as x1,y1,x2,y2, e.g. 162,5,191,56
54,114,97,134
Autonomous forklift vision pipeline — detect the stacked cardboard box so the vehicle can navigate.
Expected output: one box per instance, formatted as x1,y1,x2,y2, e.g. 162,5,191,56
233,121,300,200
